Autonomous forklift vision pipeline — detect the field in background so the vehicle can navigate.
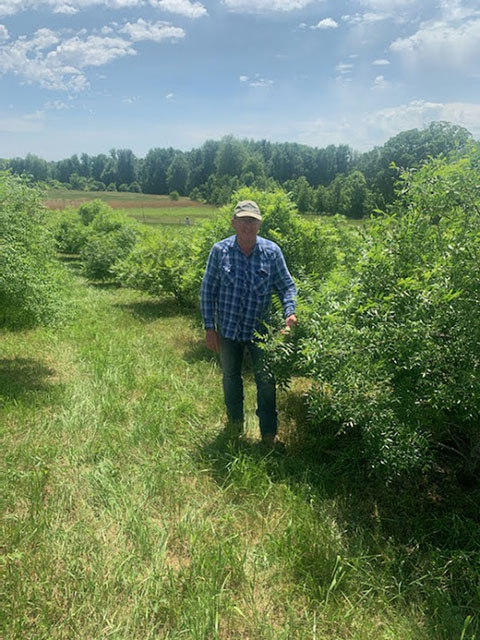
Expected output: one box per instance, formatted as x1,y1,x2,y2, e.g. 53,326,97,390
44,189,218,226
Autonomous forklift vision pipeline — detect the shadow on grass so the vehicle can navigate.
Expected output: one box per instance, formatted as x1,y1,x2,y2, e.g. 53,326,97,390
58,254,83,276
116,297,195,322
90,281,122,290
182,338,219,364
0,357,61,403
198,414,480,639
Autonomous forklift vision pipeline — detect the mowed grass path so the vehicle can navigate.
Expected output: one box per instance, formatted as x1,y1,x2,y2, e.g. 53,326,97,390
2,274,478,639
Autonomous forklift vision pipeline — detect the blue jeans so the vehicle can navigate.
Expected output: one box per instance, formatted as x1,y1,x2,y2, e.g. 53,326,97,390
219,334,277,437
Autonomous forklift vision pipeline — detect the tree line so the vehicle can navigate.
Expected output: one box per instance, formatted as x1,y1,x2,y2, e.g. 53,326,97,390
2,121,476,218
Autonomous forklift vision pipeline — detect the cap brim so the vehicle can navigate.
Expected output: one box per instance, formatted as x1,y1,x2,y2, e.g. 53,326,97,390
234,211,262,221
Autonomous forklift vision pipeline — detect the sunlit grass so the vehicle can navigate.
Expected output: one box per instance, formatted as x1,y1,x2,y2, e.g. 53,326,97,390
1,273,478,639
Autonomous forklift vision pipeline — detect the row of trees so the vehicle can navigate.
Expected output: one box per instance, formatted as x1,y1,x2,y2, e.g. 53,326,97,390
2,122,475,217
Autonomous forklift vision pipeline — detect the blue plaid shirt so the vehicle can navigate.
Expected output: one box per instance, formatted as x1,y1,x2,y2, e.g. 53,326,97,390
200,235,297,342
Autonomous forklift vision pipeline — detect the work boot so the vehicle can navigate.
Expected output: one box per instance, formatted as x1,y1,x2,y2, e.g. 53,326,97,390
261,433,285,451
225,419,243,440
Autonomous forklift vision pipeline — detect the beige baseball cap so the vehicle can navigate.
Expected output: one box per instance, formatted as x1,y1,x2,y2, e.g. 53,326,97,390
233,200,262,221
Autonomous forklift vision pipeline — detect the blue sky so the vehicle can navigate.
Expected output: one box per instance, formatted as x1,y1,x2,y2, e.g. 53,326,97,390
1,0,479,160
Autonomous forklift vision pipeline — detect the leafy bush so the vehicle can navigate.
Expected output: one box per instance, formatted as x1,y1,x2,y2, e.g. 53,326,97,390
0,172,71,328
78,199,113,225
266,153,480,478
50,208,89,254
113,227,190,301
80,207,139,280
169,190,179,201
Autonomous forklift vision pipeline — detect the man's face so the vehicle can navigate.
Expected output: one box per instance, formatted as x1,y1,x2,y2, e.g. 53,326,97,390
232,216,261,243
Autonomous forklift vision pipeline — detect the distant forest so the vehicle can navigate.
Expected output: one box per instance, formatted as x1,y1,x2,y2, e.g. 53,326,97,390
3,121,478,218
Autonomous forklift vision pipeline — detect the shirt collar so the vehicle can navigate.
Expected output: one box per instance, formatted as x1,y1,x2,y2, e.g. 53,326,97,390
234,236,260,256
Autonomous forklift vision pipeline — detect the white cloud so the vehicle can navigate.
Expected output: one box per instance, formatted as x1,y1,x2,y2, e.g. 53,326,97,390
335,62,353,74
372,74,390,89
365,100,480,140
0,0,143,16
122,94,140,103
390,19,480,72
342,12,389,25
150,0,207,17
165,92,174,99
44,99,71,108
239,74,248,81
0,24,9,41
0,0,207,17
53,4,79,13
249,76,273,87
358,0,415,9
311,17,338,29
0,21,186,91
51,35,135,68
0,0,23,17
0,110,45,132
0,29,135,91
373,58,390,65
222,0,313,13
295,100,480,152
119,19,185,42
438,0,480,22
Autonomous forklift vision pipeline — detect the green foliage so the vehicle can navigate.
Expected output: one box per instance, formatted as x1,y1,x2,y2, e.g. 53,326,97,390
114,188,348,311
49,208,89,254
79,204,140,280
0,172,71,328
266,153,480,478
113,227,190,301
169,190,179,201
76,198,112,225
128,181,142,193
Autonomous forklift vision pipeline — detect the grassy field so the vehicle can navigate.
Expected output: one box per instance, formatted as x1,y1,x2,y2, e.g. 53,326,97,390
44,189,218,226
2,263,478,639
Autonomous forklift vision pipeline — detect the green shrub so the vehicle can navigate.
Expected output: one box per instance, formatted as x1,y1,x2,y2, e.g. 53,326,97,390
266,153,480,478
80,207,139,280
0,172,71,328
169,190,179,201
78,199,113,226
50,208,89,254
113,227,190,301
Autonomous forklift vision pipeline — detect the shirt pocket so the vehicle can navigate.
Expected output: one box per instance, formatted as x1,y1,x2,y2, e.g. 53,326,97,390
220,263,235,289
253,267,271,297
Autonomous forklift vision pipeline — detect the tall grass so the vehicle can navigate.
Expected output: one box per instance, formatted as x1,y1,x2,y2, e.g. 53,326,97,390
2,271,478,639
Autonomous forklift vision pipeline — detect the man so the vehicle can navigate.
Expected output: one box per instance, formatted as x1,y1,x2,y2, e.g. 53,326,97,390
200,200,297,445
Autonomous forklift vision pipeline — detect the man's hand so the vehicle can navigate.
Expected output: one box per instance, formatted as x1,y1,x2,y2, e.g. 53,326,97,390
206,329,220,353
285,314,297,329
281,314,298,335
